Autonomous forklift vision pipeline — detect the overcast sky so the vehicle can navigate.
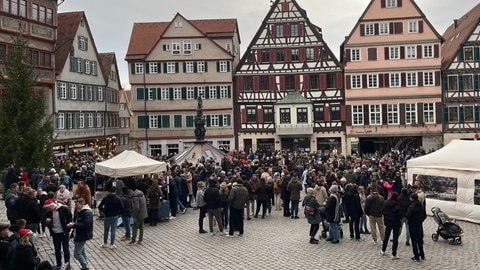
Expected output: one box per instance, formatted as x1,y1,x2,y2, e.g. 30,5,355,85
58,0,479,89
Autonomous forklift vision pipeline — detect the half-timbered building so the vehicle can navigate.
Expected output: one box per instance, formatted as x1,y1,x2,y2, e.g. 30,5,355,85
342,0,443,155
234,0,345,154
441,3,480,144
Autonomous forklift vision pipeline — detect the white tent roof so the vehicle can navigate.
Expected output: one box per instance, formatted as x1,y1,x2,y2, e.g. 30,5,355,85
407,140,480,172
95,150,167,177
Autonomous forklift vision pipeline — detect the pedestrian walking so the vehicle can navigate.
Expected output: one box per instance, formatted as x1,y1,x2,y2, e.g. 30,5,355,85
68,198,93,270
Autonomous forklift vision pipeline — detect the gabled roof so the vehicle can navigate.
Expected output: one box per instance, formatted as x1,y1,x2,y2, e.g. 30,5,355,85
441,3,480,68
125,14,238,61
98,52,122,90
56,11,101,75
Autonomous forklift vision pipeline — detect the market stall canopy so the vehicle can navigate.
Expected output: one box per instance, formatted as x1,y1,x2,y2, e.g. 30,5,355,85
95,150,167,177
172,142,226,165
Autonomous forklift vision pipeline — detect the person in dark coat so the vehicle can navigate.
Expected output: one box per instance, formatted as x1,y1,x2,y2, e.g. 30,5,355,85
68,198,93,270
98,187,123,248
398,188,411,246
254,179,269,218
203,180,224,235
9,229,37,270
325,185,341,243
15,188,41,233
146,179,163,226
303,188,322,244
381,192,402,259
343,183,364,240
406,193,426,262
0,223,11,270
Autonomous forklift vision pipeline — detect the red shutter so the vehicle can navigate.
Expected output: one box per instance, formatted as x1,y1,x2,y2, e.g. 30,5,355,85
314,48,320,61
384,74,390,88
241,108,247,124
285,49,291,62
270,49,276,63
418,72,423,86
324,105,331,122
435,71,441,86
282,2,289,11
284,23,290,37
400,46,405,59
384,47,390,60
389,22,394,34
237,77,244,92
299,48,306,62
279,76,285,92
381,0,386,8
295,75,300,91
340,105,347,121
434,44,439,58
269,76,276,92
379,74,384,88
362,75,367,88
271,24,276,38
345,49,351,62
360,24,365,36
398,0,402,7
257,107,264,123
253,76,260,92
374,24,379,35
320,74,327,90
256,50,262,63
336,73,343,89
299,22,304,36
303,74,310,90
346,75,351,89
418,20,424,33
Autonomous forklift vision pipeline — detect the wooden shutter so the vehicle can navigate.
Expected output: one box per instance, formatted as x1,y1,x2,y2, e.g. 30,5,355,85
436,103,442,124
401,73,406,87
284,23,290,37
271,24,276,38
400,46,405,59
360,24,365,36
435,71,441,86
395,22,403,34
324,105,330,122
345,49,351,62
241,108,247,124
418,72,423,87
362,75,368,89
298,22,304,36
295,75,300,91
269,76,276,92
237,77,244,93
346,75,351,89
417,103,424,124
368,48,377,61
417,45,423,59
299,48,306,62
384,47,390,60
382,104,388,125
374,24,379,35
257,108,264,123
364,105,370,125
399,103,405,125
320,74,327,90
379,74,384,88
279,76,285,91
381,0,386,8
340,105,347,121
434,44,440,58
336,73,343,89
384,74,390,88
253,76,260,92
418,20,424,33
398,0,402,7
303,74,310,90
270,49,276,63
136,88,145,100
389,22,394,34
346,106,352,126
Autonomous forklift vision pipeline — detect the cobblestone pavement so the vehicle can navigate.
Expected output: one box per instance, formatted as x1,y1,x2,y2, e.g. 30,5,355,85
2,201,479,270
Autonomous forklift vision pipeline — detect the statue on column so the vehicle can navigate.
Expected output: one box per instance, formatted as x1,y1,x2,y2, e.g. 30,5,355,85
194,96,206,142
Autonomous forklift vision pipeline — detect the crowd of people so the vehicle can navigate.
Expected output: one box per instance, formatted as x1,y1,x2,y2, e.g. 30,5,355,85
0,146,431,269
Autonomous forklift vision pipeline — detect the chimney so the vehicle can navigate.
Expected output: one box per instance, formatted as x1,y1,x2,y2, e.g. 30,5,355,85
454,19,458,29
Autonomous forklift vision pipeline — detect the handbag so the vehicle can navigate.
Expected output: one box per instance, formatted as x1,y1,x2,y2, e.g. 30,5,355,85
305,205,316,216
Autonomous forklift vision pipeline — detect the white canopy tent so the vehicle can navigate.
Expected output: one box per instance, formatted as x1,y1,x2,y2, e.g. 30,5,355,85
407,140,480,224
95,150,167,178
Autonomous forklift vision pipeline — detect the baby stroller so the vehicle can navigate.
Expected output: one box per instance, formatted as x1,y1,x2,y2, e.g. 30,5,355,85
319,207,343,239
431,207,464,245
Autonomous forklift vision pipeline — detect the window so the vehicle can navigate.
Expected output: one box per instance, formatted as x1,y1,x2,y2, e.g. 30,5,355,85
78,36,88,51
276,24,284,37
70,84,77,100
259,76,269,91
368,74,378,88
209,86,216,99
183,40,192,55
379,23,389,35
148,88,156,100
351,48,361,61
79,113,85,128
39,6,45,23
218,141,231,151
297,108,308,123
84,60,90,74
406,45,417,59
448,107,458,122
463,74,474,90
352,105,364,125
276,50,285,62
91,61,97,75
306,48,314,60
5,0,26,16
87,86,93,101
408,21,419,33
197,62,205,73
88,113,94,128
247,108,257,123
173,87,182,100
186,87,195,100
390,73,401,87
310,74,319,89
465,106,474,122
197,86,205,98
464,47,474,62
174,115,182,128
365,24,375,36
448,75,458,91
369,104,382,125
387,104,399,125
210,115,219,127
134,63,144,74
405,103,417,124
423,45,434,58
31,3,38,20
291,49,299,62
67,113,73,129
389,46,400,60
423,71,435,86
195,43,202,50
331,105,341,120
149,115,158,128
149,62,158,73
96,113,102,127
167,62,176,74
386,0,398,8
172,41,181,55
424,103,436,123
219,61,228,72
77,58,83,73
351,75,362,89
326,73,336,89
163,44,170,51
280,108,291,123
261,49,270,62
291,23,299,36
79,85,85,100
59,82,67,99
264,107,274,123
220,86,229,99
285,75,295,91
406,72,417,87
161,88,169,100
314,106,324,122
185,62,194,73
57,113,65,130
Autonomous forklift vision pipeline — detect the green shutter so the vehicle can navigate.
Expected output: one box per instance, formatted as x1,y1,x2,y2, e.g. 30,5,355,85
475,46,480,61
181,87,187,100
475,106,480,123
163,44,167,51
459,75,464,91
175,63,179,73
157,63,161,73
136,88,145,100
183,62,186,73
219,114,224,126
157,88,162,100
474,74,479,91
145,63,150,74
163,63,168,73
138,115,148,128
151,88,157,99
194,62,198,73
131,63,135,74
458,49,464,61
204,61,208,72
226,114,231,126
216,61,220,72
443,107,449,122
459,106,465,123
186,115,194,127
204,86,209,99
162,115,170,128
206,115,211,127
228,86,231,98
174,115,182,127
216,86,221,99
169,88,173,100
194,87,198,99
227,61,231,72
442,76,448,92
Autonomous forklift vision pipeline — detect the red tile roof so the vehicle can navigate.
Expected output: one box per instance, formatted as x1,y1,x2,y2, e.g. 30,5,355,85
56,11,84,74
441,2,480,68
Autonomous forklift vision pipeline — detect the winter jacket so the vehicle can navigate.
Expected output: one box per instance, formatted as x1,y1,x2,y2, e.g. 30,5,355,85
228,183,249,210
364,193,384,217
313,184,328,206
397,193,411,218
9,244,37,270
325,193,340,223
121,195,134,217
15,195,41,224
132,190,148,220
303,195,321,224
146,185,163,209
204,187,222,210
287,178,303,200
46,204,72,235
406,200,426,228
343,193,363,219
98,193,123,217
382,199,402,228
73,205,93,242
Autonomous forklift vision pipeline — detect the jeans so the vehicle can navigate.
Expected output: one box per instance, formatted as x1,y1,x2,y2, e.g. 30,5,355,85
74,240,88,269
132,217,145,242
103,216,118,245
360,214,368,232
122,215,131,237
291,200,300,217
382,225,400,256
207,208,223,233
329,222,340,241
52,232,70,267
255,200,267,217
400,217,410,242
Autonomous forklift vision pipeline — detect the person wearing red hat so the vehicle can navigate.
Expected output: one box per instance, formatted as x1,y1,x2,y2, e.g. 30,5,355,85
45,198,72,270
9,229,37,270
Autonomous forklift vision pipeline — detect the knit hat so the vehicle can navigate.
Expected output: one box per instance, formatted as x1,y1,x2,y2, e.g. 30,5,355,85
43,198,56,208
19,228,32,238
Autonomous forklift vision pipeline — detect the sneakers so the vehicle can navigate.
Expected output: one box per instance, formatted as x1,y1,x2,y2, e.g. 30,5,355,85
381,250,386,256
136,241,143,245
100,243,108,248
372,240,377,245
411,257,420,262
39,232,46,238
110,244,117,249
310,238,319,244
127,240,136,245
227,234,235,238
199,229,207,234
406,241,410,246
121,236,131,241
182,208,187,214
392,255,399,260
169,216,176,220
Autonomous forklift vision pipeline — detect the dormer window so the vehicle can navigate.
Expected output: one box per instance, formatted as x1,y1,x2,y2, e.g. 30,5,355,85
385,0,398,8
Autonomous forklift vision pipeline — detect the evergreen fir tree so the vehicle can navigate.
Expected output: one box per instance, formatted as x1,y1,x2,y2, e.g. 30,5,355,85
0,36,53,171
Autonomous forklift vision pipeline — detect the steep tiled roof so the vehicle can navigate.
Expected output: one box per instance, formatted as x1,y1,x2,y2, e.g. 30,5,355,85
125,16,237,61
56,11,84,74
442,3,480,68
97,52,114,82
